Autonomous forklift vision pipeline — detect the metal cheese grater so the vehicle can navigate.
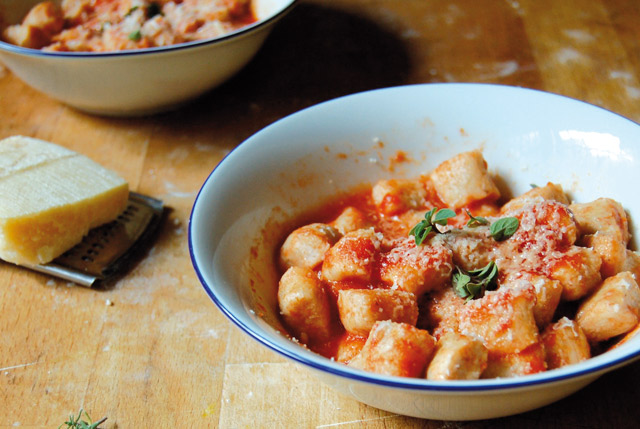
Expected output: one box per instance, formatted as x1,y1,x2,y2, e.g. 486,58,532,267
20,192,164,287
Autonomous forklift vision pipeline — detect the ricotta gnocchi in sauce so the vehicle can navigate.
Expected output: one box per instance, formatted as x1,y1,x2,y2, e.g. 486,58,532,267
277,150,640,379
2,0,256,51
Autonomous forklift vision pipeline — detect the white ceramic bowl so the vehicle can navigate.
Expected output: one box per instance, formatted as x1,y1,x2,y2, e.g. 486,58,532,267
0,0,296,116
189,83,640,420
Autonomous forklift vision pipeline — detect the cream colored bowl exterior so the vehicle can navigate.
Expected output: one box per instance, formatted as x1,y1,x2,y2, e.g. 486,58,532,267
189,84,640,420
308,366,596,420
0,0,296,116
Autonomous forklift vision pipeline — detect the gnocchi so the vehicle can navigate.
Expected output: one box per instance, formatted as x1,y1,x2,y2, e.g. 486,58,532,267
276,151,640,379
2,0,256,52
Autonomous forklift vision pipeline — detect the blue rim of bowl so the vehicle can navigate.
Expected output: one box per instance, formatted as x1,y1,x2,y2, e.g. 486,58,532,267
188,83,640,392
0,0,297,58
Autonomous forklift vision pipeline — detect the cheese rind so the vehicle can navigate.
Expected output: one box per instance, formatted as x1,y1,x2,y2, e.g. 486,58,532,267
0,136,129,265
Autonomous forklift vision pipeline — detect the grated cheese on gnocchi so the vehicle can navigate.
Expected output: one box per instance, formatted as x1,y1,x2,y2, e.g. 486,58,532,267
276,150,640,380
2,0,256,52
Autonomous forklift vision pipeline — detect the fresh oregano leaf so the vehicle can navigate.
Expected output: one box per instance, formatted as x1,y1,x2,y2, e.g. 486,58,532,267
433,208,456,225
452,261,499,302
409,208,456,245
128,29,142,41
452,268,472,300
465,209,490,227
490,217,519,241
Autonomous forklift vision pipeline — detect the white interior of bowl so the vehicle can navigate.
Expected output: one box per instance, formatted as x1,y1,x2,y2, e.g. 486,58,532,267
190,83,640,392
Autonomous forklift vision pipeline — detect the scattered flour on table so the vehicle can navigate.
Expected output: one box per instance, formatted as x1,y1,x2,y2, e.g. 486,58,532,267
441,72,456,82
167,147,190,163
127,368,152,383
115,273,178,305
172,217,184,236
401,28,420,39
472,60,521,79
48,286,71,309
205,328,222,339
163,181,197,199
564,29,595,43
444,3,463,25
506,0,524,16
609,71,640,99
161,310,207,334
194,142,215,152
625,86,640,99
555,48,587,64
610,70,634,81
464,29,480,40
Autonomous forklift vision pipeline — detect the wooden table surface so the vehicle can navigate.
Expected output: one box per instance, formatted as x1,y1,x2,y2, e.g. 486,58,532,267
2,0,640,427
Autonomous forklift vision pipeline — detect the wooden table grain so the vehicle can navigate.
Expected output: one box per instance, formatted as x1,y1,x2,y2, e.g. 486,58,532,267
2,0,640,427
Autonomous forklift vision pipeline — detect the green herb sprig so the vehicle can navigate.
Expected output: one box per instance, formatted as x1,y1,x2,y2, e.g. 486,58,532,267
59,409,106,429
465,210,519,241
465,210,489,227
128,29,142,41
452,261,499,302
125,6,139,17
412,209,519,244
409,208,456,245
490,217,519,241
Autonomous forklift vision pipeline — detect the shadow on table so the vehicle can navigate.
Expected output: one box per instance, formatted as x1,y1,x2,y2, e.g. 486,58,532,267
138,2,412,142
459,360,640,429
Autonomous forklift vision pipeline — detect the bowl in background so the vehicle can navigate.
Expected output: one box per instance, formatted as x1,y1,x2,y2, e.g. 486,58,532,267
189,83,640,420
0,0,296,116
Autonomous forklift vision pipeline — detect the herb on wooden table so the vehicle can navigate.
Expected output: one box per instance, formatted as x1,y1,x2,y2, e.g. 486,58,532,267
59,409,107,429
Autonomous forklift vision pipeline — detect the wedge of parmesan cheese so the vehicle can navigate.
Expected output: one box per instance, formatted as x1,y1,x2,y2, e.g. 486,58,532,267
0,136,129,265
